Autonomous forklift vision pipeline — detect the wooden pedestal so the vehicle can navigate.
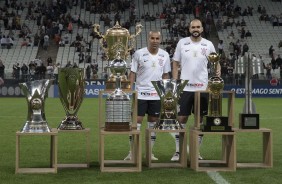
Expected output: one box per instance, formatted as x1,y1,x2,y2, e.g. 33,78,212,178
56,128,91,168
145,129,187,168
15,130,58,174
99,129,142,172
98,90,140,172
189,129,236,172
234,128,273,168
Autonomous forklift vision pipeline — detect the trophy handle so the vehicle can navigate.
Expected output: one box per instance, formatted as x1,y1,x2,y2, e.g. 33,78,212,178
93,24,109,60
176,80,188,100
128,23,143,52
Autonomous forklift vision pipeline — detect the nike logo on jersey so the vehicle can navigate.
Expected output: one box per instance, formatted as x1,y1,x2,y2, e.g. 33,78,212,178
185,50,190,52
201,43,207,46
184,42,191,45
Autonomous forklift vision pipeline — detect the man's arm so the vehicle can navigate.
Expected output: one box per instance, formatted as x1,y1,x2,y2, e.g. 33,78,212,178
129,71,136,90
172,60,179,80
162,73,170,79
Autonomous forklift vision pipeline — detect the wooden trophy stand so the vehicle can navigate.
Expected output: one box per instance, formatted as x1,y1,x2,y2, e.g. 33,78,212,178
189,91,236,171
145,129,187,168
98,90,142,172
55,128,91,168
15,130,58,174
234,128,273,168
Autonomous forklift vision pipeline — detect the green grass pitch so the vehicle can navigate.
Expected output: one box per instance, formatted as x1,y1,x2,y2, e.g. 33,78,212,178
0,97,281,184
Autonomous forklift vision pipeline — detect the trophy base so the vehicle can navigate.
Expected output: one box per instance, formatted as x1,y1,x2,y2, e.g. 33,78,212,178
58,116,84,130
106,81,131,90
154,119,183,130
202,116,232,132
21,122,51,133
105,122,131,131
239,113,260,129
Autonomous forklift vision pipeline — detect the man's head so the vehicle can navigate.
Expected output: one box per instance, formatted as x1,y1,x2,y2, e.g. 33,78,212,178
148,31,161,51
189,19,203,39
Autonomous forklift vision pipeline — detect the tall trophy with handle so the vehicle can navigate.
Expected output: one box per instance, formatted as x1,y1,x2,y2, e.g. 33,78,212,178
19,79,52,133
58,68,85,130
202,52,232,132
93,21,142,89
152,79,188,130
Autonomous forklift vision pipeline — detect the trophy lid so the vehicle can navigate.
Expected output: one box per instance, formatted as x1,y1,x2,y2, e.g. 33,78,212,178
106,22,130,37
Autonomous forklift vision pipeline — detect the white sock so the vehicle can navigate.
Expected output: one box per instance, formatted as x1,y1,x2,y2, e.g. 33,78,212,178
198,135,203,146
137,123,141,131
129,124,141,148
148,122,156,151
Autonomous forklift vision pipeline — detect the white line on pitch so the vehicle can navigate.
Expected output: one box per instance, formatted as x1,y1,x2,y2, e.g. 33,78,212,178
207,171,230,184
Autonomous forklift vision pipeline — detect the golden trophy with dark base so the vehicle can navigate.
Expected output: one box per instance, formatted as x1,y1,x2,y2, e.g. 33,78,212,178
93,21,142,90
202,53,232,132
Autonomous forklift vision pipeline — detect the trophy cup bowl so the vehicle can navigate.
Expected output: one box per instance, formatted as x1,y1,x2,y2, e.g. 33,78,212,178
93,22,142,89
108,53,128,83
19,79,52,133
58,68,85,130
152,79,188,130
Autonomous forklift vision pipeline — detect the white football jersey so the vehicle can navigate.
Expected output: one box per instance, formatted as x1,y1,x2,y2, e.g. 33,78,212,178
173,37,216,91
131,47,171,100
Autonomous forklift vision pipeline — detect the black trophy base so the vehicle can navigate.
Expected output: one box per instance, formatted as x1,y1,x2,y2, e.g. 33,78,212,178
105,122,131,131
239,113,260,129
105,81,131,90
154,119,183,130
58,116,84,130
202,116,232,132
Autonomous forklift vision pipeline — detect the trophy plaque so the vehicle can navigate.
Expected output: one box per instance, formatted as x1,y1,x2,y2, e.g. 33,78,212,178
93,21,142,90
152,79,188,130
58,68,85,130
105,72,132,131
19,79,52,133
239,53,259,129
202,53,232,132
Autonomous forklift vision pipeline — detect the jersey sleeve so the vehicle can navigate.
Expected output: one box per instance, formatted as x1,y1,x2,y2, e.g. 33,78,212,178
172,39,182,62
130,51,139,73
163,53,171,73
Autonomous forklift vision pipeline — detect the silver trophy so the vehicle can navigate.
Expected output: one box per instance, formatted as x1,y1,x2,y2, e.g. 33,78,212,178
19,79,52,133
152,79,188,130
105,54,132,131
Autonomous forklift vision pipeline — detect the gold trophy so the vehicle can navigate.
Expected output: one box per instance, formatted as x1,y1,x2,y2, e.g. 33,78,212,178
57,68,85,130
202,53,232,132
152,79,188,130
93,21,142,89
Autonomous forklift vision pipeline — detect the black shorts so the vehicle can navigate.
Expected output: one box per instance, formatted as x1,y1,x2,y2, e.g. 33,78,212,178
178,91,209,116
138,99,161,117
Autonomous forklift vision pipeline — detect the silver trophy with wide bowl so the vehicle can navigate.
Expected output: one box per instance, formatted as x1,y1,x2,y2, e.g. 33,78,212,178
19,79,52,133
104,52,132,131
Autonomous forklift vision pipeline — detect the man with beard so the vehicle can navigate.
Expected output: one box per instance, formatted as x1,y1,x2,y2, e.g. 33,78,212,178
124,31,171,161
170,19,221,161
